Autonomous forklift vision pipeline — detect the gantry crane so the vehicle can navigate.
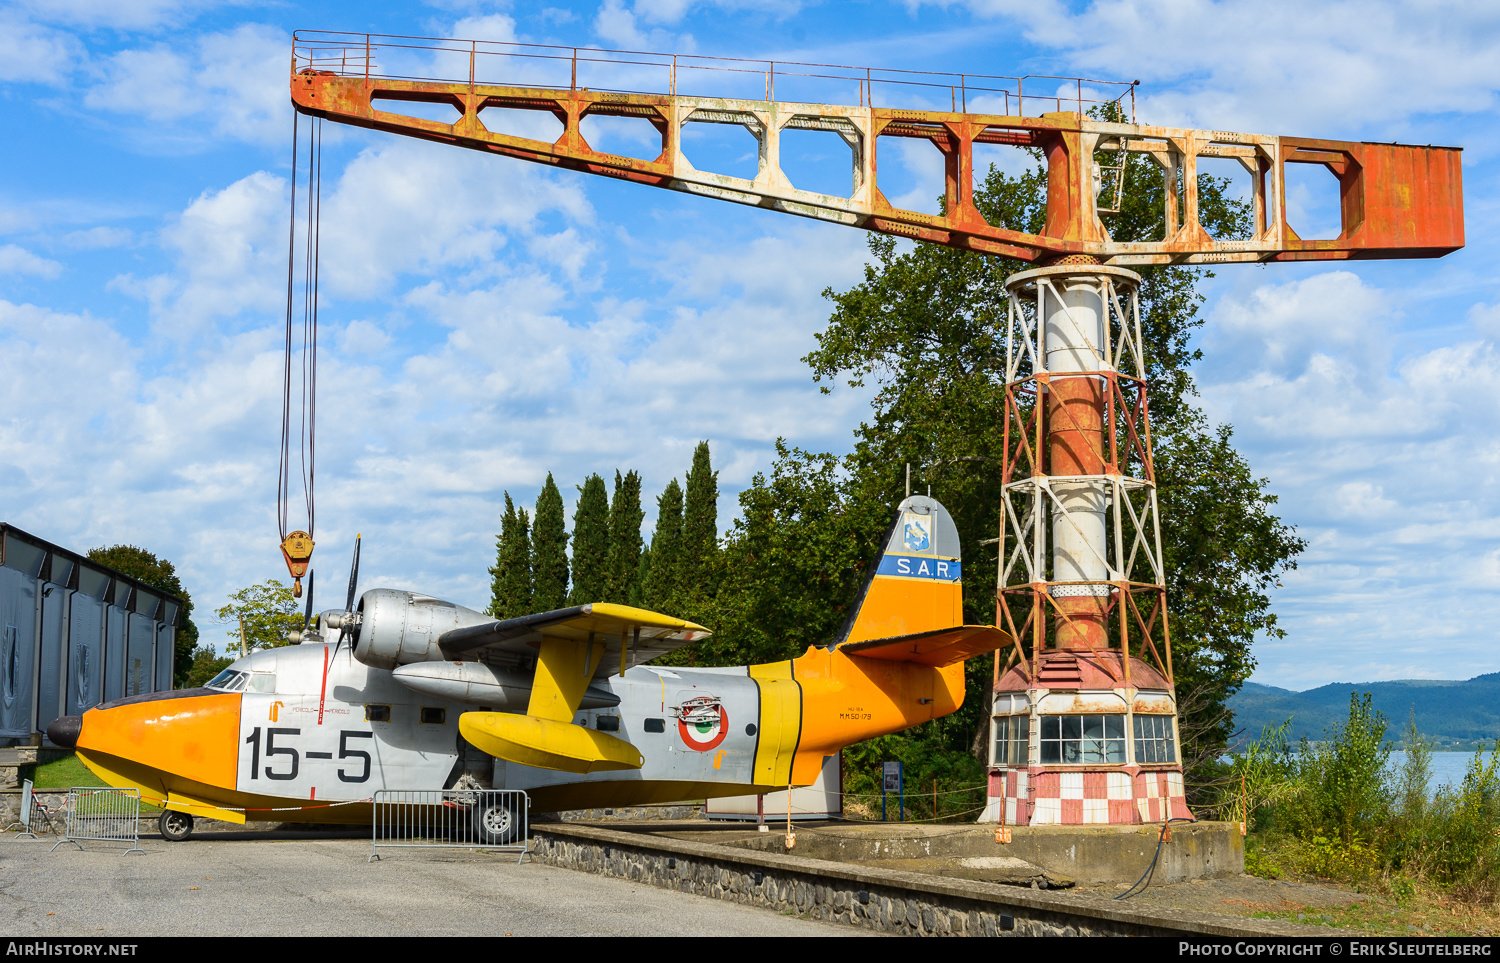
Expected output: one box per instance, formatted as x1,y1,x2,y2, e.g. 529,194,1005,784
288,30,1464,827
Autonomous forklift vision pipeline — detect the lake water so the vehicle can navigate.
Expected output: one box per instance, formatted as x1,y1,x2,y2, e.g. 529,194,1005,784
1388,750,1491,792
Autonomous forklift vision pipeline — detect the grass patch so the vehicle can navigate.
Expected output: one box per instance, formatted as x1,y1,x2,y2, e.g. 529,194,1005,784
32,753,107,789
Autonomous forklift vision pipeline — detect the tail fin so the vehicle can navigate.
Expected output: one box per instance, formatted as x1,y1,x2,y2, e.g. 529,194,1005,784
832,495,963,649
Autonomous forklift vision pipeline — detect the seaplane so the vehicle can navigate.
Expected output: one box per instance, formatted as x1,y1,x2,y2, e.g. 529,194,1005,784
47,494,1006,842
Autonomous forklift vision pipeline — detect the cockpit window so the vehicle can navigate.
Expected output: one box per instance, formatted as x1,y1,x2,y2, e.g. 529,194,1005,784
205,670,248,692
247,673,276,693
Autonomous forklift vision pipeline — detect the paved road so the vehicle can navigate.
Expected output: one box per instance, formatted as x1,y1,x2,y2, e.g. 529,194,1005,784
0,831,862,937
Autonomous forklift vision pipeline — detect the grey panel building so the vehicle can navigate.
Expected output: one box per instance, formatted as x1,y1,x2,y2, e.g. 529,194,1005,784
0,523,182,745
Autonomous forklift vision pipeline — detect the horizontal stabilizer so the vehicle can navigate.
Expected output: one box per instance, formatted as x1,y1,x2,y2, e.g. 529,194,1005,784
840,624,1011,668
460,711,644,774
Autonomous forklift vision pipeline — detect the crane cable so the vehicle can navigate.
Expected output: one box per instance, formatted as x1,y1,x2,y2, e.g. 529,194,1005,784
278,111,322,599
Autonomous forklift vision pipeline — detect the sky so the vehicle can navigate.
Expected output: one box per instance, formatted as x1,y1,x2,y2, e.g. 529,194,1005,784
1,0,1497,690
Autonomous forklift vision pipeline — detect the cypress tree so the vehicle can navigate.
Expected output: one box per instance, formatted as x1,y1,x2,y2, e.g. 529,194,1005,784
606,470,644,604
569,473,609,605
680,441,719,599
644,477,684,611
531,473,569,612
488,494,533,619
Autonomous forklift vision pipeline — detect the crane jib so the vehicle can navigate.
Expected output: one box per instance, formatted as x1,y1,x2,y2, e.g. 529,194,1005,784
289,31,1462,267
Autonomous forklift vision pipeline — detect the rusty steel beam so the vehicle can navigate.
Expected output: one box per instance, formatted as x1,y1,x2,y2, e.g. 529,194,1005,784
290,32,1463,265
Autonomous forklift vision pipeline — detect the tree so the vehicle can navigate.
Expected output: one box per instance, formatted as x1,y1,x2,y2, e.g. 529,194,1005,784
214,580,302,652
87,544,199,688
184,646,232,688
679,441,720,606
531,475,569,612
488,494,533,619
643,478,684,611
605,470,644,605
700,144,1302,800
569,474,609,605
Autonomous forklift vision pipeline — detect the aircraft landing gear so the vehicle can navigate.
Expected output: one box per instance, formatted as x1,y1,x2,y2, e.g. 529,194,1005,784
473,798,519,846
159,810,194,842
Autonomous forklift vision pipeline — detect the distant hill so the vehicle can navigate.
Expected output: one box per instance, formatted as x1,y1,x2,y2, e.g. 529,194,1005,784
1227,674,1500,749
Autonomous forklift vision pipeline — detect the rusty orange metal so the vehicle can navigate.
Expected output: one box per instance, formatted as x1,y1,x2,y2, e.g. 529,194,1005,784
290,31,1462,265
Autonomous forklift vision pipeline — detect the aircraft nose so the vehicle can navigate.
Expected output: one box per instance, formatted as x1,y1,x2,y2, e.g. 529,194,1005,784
48,715,83,748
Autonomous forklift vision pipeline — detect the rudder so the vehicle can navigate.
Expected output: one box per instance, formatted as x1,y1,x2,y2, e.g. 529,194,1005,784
832,495,963,648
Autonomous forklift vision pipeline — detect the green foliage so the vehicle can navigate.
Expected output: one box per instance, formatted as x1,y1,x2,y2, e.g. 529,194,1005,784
214,580,301,652
680,441,720,607
87,544,199,688
1289,692,1392,847
694,445,885,667
605,470,645,605
531,474,570,612
643,478,684,611
569,474,609,605
1233,697,1500,903
488,494,533,619
185,645,232,688
1215,719,1299,835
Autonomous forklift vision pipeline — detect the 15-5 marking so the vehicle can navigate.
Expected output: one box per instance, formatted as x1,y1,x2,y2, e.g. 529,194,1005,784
244,727,374,783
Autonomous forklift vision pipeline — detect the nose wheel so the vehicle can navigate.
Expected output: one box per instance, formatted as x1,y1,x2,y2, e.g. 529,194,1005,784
159,810,194,842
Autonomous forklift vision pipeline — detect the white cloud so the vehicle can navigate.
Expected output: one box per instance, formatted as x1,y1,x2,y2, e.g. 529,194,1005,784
1200,274,1500,686
13,0,220,30
929,0,1500,135
63,226,134,249
83,23,289,145
0,12,84,83
0,245,63,278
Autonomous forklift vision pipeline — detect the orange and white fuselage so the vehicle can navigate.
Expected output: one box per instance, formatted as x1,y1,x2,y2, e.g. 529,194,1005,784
55,495,1007,822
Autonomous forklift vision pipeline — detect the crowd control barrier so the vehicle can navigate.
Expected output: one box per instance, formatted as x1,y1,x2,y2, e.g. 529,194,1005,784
371,789,529,862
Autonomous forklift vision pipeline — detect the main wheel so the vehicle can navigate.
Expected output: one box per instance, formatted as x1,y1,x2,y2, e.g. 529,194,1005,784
159,810,194,842
472,798,519,846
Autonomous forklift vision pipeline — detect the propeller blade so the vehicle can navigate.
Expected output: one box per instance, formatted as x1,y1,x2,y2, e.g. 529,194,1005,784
334,533,362,658
344,534,362,613
302,570,315,629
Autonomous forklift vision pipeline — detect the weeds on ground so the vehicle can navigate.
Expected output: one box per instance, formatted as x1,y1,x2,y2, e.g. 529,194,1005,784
1225,697,1500,912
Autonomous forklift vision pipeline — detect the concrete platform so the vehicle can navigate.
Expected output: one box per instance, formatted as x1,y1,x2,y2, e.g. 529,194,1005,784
629,820,1243,887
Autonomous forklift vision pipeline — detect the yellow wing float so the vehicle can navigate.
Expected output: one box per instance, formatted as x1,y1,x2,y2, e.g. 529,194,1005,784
441,603,709,774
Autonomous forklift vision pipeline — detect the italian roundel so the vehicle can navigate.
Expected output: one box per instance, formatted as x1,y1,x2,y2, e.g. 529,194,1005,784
676,695,727,751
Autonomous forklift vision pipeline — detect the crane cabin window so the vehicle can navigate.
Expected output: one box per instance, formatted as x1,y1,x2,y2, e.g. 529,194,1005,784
992,715,1029,766
1039,715,1126,764
1133,714,1178,764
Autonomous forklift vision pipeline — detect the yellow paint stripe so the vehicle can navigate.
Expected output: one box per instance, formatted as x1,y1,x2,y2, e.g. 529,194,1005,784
167,790,247,825
749,660,801,786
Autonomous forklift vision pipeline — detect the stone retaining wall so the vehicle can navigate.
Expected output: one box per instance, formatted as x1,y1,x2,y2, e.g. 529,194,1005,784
530,822,1327,938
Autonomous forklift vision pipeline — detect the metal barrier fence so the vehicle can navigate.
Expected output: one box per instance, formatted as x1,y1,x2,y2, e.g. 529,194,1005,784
371,789,529,862
50,787,144,854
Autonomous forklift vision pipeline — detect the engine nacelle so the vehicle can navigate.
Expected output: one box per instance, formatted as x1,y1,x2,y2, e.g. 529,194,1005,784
352,588,494,669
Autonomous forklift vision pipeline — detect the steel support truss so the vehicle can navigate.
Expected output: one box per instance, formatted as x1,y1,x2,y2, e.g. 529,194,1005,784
290,31,1463,266
995,265,1173,690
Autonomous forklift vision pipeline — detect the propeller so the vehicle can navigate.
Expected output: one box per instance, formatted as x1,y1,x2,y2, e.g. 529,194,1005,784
331,534,361,659
301,569,315,638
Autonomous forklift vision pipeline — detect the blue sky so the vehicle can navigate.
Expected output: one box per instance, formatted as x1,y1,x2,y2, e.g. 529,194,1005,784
2,0,1497,690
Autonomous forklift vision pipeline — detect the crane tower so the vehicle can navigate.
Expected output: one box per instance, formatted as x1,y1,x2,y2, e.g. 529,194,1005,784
289,31,1464,827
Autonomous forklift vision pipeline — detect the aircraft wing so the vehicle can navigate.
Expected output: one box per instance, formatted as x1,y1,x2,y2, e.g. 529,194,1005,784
438,602,711,678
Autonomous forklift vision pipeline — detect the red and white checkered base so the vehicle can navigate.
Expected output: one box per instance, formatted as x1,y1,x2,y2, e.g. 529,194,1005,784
980,767,1192,825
